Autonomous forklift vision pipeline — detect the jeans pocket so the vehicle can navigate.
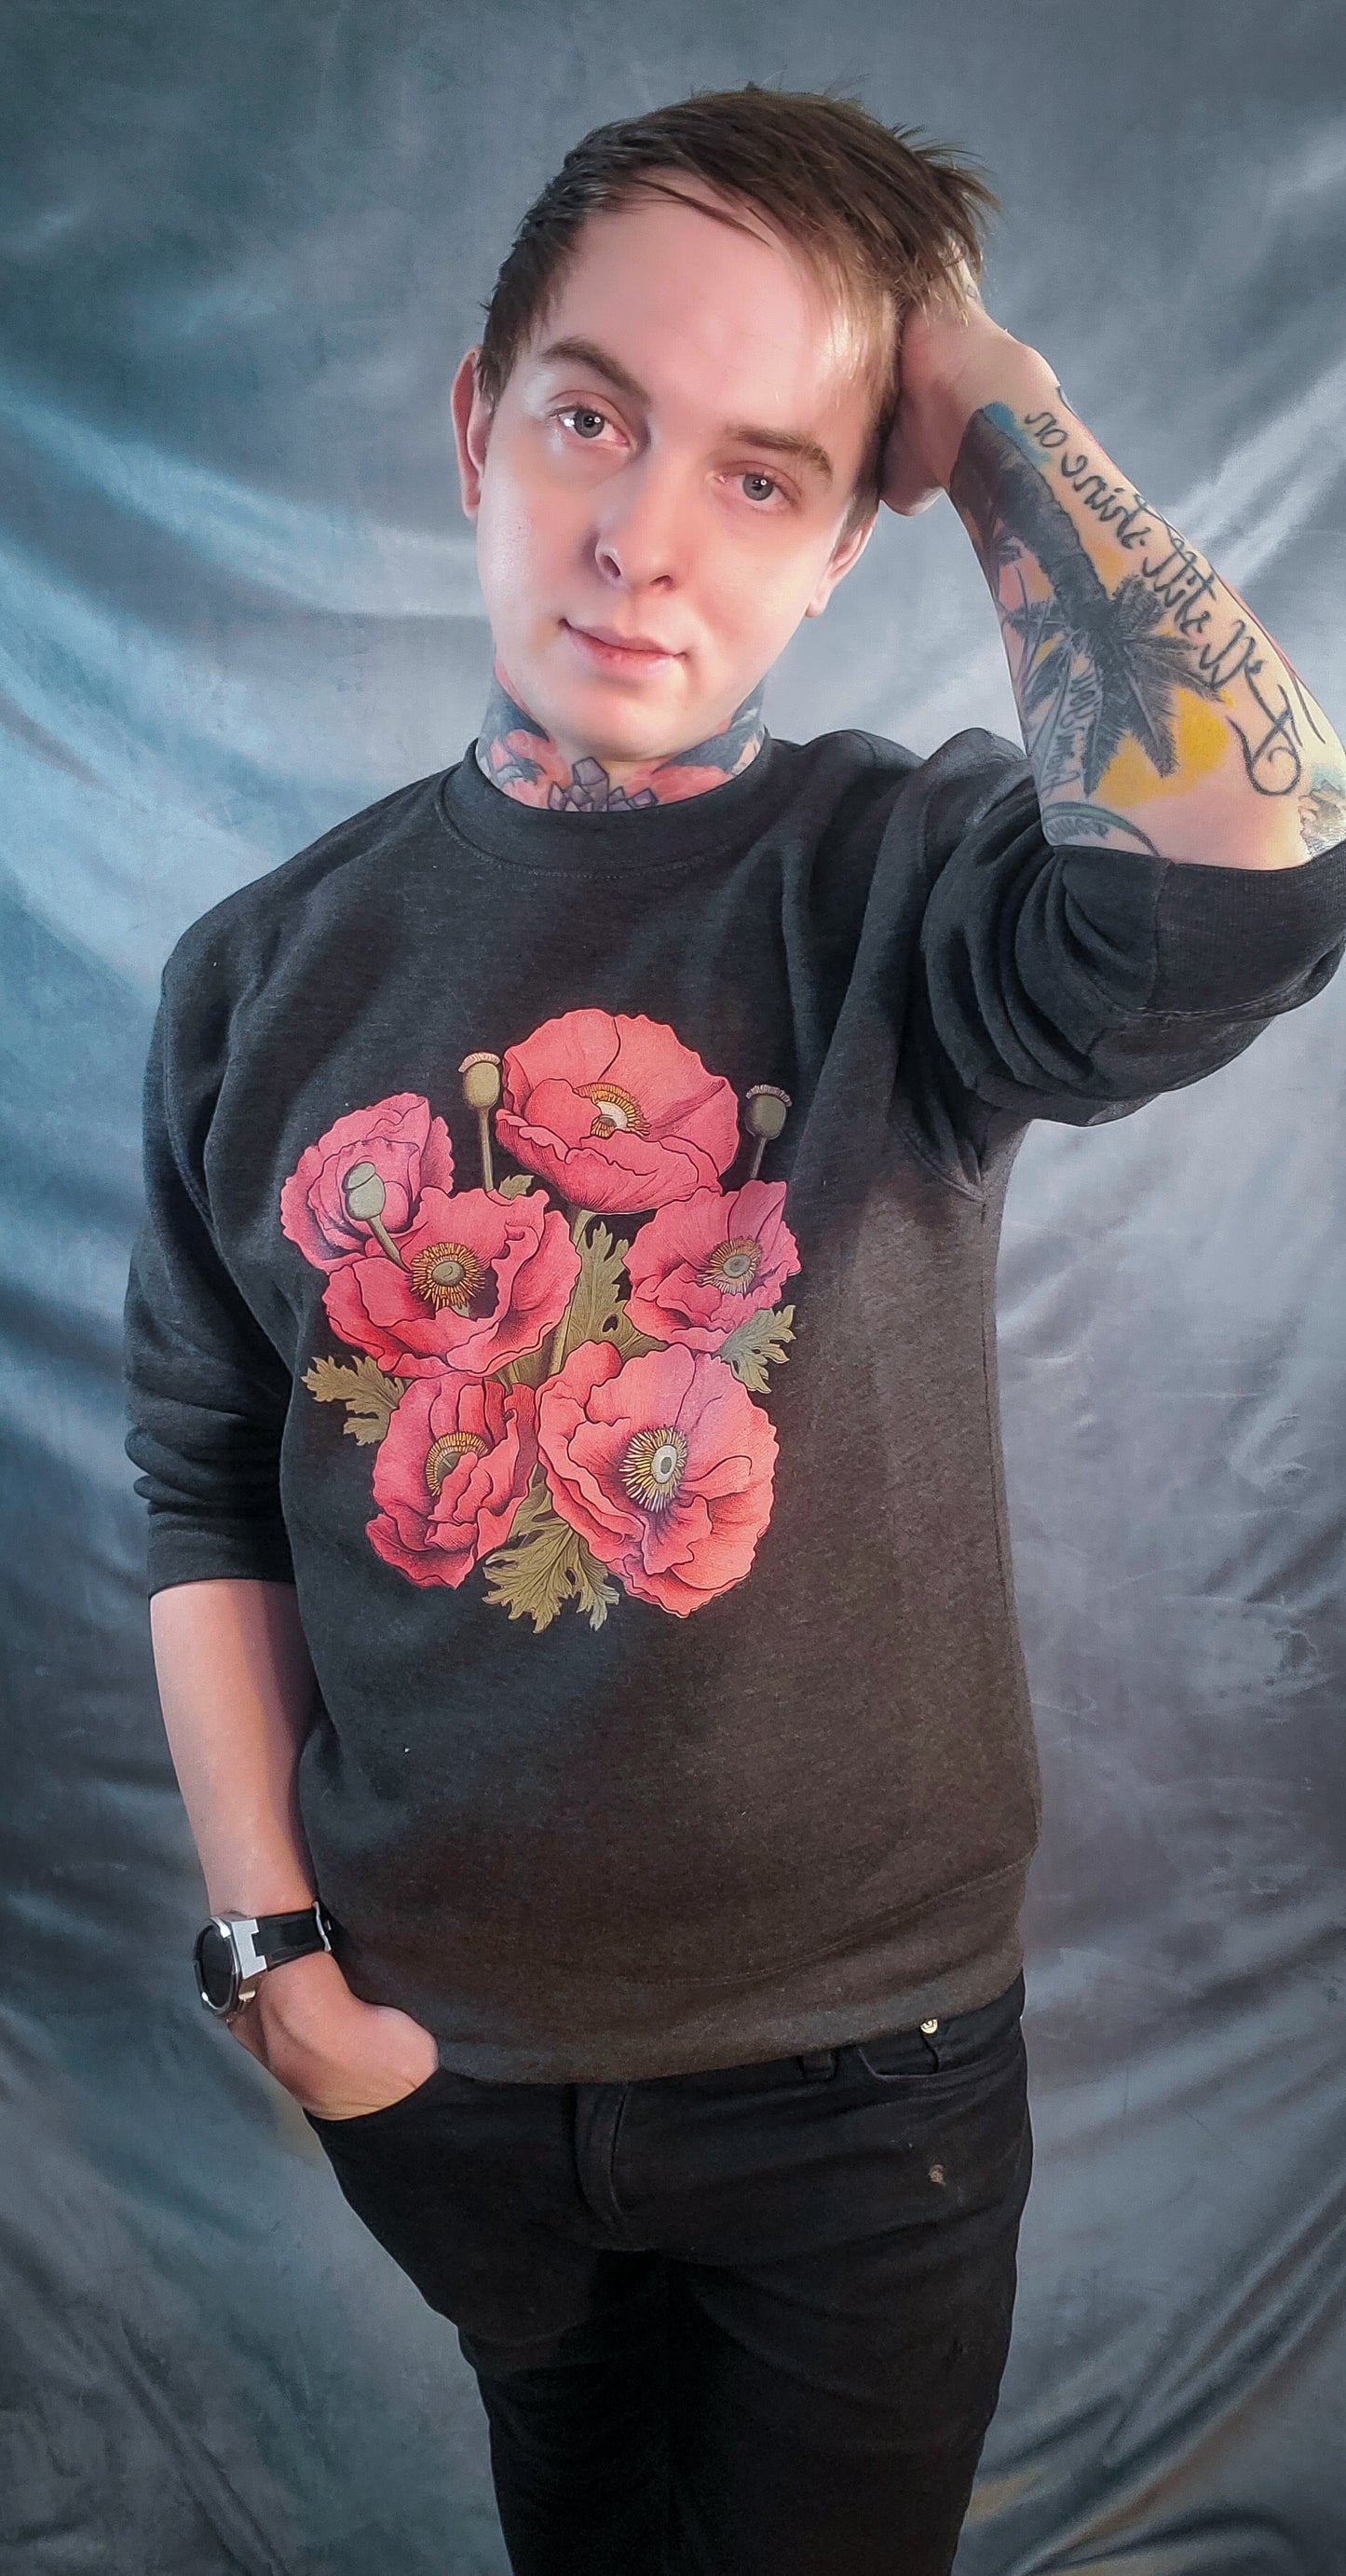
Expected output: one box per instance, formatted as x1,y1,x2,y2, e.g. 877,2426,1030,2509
852,1975,1026,2083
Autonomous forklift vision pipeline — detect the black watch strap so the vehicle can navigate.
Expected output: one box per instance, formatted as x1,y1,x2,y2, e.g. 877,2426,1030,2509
254,1901,333,1969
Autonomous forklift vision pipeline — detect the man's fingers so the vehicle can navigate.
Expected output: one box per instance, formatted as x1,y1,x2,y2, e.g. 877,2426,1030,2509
887,484,944,519
881,448,945,517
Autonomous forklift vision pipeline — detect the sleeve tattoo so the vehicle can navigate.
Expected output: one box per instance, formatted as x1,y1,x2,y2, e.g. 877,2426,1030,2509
948,399,1346,867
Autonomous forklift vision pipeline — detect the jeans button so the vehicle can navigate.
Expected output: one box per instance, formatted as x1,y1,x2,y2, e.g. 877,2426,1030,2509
920,2018,939,2035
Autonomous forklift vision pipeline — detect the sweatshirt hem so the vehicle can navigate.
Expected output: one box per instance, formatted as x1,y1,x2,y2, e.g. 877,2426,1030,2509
330,1856,1033,2083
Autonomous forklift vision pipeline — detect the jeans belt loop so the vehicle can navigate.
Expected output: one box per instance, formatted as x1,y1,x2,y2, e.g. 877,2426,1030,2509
797,2048,836,2081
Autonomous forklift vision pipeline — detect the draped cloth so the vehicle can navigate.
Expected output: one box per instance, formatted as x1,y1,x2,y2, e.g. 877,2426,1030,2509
4,4,1343,2566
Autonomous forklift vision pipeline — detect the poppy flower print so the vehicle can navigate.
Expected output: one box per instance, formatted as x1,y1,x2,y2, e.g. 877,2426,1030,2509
320,1183,581,1380
280,1092,455,1271
536,1341,778,1617
285,1012,800,1629
495,1008,741,1215
622,1179,800,1353
367,1373,537,1588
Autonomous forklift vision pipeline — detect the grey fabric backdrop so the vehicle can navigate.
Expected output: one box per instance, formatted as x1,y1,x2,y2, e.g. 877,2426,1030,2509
3,4,1344,2569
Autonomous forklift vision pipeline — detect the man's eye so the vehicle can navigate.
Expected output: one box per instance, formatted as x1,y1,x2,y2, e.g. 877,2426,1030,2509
740,472,783,507
557,406,611,441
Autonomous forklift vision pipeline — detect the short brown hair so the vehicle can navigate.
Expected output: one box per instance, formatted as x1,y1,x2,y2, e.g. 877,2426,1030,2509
473,83,1000,544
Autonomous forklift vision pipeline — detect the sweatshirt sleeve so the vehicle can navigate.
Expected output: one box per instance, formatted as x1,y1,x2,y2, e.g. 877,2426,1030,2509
912,744,1346,1144
122,946,295,1596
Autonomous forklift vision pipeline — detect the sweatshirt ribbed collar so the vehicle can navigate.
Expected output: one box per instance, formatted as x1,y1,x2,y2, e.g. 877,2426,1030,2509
439,732,801,875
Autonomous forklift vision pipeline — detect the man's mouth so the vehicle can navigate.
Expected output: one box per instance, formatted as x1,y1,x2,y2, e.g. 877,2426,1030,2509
564,621,680,672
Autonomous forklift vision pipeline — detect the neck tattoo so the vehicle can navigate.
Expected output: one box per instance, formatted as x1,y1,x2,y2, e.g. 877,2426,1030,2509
473,660,768,811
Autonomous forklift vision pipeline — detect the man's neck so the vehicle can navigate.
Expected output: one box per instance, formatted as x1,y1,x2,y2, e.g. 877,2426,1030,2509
473,664,768,811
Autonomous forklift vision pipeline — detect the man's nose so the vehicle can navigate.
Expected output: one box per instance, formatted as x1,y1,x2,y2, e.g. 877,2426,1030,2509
591,456,690,588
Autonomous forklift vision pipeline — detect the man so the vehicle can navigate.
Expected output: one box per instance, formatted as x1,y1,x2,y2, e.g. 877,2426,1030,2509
124,85,1346,2576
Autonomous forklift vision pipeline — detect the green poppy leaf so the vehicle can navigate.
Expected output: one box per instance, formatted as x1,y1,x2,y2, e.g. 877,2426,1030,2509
719,1302,795,1394
302,1353,406,1445
481,1472,619,1632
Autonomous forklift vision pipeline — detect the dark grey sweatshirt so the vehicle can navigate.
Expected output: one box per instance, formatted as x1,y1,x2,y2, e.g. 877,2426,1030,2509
122,726,1346,2078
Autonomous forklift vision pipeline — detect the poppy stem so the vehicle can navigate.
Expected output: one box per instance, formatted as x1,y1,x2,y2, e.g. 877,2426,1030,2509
459,1053,502,1192
371,1213,408,1267
741,1084,792,1184
546,1207,591,1376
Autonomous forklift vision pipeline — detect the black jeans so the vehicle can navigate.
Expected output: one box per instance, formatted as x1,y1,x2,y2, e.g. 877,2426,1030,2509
306,1970,1032,2576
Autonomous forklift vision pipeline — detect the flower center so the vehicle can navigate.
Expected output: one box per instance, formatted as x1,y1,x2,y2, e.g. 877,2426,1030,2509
620,1424,687,1514
410,1241,485,1313
579,1081,646,1140
424,1429,490,1494
701,1236,761,1293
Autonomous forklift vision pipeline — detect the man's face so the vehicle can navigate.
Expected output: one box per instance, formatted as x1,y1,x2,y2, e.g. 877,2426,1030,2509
451,180,880,774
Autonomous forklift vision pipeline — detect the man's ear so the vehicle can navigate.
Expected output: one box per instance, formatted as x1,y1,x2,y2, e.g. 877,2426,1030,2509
451,345,493,522
803,510,877,618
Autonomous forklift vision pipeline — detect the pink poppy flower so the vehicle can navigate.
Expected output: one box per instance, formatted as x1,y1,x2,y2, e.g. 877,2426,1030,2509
280,1094,455,1272
623,1179,800,1352
495,1009,741,1215
537,1341,778,1616
322,1185,581,1379
367,1374,537,1588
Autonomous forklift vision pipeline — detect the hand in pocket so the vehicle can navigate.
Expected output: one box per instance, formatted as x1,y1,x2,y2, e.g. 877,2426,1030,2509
228,1949,441,2119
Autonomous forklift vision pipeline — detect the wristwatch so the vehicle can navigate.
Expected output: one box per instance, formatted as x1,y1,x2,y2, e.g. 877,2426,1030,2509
193,1900,335,2020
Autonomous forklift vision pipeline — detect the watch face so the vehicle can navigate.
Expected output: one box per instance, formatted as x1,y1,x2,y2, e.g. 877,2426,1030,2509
194,1920,238,2014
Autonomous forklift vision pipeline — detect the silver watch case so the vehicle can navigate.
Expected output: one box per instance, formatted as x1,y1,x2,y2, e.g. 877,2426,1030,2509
193,1903,333,2019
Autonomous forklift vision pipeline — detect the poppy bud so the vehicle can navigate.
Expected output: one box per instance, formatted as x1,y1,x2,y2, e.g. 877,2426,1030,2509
341,1160,405,1267
459,1052,502,1111
742,1084,791,1141
343,1160,387,1218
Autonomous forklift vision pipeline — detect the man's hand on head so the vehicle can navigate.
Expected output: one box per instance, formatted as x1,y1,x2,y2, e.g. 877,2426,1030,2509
880,256,1054,517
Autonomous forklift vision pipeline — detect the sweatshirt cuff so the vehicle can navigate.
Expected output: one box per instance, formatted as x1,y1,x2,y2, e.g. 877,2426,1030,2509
1146,833,1346,1014
144,1516,295,1597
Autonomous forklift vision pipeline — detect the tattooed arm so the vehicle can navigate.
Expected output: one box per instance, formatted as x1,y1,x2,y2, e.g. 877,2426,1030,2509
883,273,1346,871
